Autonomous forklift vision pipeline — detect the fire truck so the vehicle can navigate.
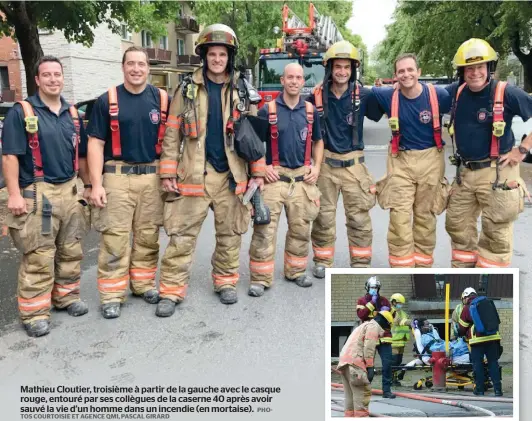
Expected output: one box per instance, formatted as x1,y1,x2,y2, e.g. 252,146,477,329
256,3,344,107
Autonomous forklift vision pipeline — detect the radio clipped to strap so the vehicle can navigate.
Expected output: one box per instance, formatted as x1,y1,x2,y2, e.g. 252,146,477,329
491,81,507,159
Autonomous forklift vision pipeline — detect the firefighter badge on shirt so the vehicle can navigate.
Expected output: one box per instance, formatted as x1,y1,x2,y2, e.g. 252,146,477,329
419,110,432,124
477,108,490,122
149,109,160,124
300,127,308,141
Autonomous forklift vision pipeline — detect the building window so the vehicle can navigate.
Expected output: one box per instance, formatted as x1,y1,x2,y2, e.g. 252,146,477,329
159,36,168,50
178,39,185,55
120,24,132,41
141,31,153,48
0,67,9,91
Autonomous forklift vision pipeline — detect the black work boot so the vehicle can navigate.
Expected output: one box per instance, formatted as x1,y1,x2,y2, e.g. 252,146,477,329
473,388,485,396
155,299,177,317
101,302,121,319
286,275,313,288
67,300,89,317
494,386,503,397
219,288,238,305
141,289,160,304
248,283,265,297
24,319,51,338
392,379,402,387
312,265,325,279
382,392,396,399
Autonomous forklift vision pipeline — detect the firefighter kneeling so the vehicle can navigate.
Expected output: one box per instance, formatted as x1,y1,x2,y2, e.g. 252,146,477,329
337,311,394,417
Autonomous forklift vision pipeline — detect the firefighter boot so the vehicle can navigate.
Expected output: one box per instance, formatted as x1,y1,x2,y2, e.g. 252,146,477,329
382,392,396,399
155,299,177,317
67,301,89,317
312,264,326,279
248,284,265,297
219,287,238,305
141,289,160,304
24,319,51,338
101,303,121,319
286,275,313,288
495,388,503,397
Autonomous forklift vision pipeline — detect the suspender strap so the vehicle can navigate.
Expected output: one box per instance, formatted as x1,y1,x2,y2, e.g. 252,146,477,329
18,101,44,179
491,81,507,159
352,84,361,149
156,88,169,156
267,101,280,166
389,89,400,157
108,86,121,158
427,83,443,151
304,101,314,166
69,106,80,172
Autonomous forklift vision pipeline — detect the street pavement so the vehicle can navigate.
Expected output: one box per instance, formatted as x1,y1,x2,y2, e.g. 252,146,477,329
0,118,529,420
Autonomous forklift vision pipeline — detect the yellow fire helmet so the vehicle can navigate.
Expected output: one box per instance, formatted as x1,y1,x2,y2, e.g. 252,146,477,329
453,38,498,68
379,310,395,326
323,40,360,67
390,293,406,304
195,23,239,56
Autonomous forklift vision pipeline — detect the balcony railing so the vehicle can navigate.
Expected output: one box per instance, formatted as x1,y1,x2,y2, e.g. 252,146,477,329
176,55,201,66
175,16,200,34
145,48,172,64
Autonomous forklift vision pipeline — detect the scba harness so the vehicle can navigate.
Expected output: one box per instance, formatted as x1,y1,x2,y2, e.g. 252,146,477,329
19,100,81,235
389,83,443,157
446,81,507,189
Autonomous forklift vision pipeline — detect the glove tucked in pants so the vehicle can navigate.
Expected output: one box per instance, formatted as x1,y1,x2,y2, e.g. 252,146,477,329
249,166,320,287
376,146,447,268
7,178,89,323
93,161,163,304
312,150,376,268
340,365,371,417
445,161,526,268
159,164,250,302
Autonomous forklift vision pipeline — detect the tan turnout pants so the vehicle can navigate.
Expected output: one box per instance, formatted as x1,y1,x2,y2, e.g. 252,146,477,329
341,365,371,417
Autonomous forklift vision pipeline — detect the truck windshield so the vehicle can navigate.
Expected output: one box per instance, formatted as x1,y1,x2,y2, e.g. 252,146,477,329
259,56,325,89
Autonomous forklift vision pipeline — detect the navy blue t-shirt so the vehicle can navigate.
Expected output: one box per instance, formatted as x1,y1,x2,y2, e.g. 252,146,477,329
1,93,88,188
258,94,322,169
205,79,229,173
446,80,532,161
307,84,384,153
86,84,167,163
373,84,452,150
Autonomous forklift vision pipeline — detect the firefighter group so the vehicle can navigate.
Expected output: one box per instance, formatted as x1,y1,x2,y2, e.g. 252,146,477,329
338,276,504,417
1,22,530,337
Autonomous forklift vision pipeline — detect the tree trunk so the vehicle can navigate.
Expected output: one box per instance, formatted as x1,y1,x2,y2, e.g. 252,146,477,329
509,29,532,92
9,2,43,96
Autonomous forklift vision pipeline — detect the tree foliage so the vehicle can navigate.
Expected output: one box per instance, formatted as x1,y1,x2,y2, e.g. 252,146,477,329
379,0,532,91
0,1,181,95
193,1,367,72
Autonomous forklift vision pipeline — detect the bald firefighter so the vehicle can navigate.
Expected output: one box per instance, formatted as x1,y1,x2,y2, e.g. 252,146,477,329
356,277,395,398
308,41,383,275
247,62,323,297
373,53,452,268
389,293,412,386
338,310,394,417
2,56,90,337
157,24,265,315
445,38,532,268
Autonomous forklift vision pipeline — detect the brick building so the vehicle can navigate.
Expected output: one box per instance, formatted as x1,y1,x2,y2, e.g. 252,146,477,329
331,273,514,364
0,35,22,102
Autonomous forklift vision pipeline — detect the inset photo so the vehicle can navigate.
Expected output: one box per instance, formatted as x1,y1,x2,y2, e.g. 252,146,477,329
326,269,518,419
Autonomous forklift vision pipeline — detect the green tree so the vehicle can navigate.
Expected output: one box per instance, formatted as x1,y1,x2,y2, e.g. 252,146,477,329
0,1,181,95
379,0,532,91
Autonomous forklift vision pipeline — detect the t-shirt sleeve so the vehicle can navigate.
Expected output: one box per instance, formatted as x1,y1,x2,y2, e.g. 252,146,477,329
1,104,28,155
86,95,110,141
364,89,384,122
312,107,322,141
505,84,532,122
78,117,88,158
436,86,452,114
370,86,392,115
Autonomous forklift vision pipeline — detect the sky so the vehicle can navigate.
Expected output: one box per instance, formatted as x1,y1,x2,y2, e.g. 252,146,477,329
346,0,397,56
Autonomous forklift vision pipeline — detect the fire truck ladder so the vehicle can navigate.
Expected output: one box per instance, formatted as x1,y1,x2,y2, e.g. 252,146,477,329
281,2,344,55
